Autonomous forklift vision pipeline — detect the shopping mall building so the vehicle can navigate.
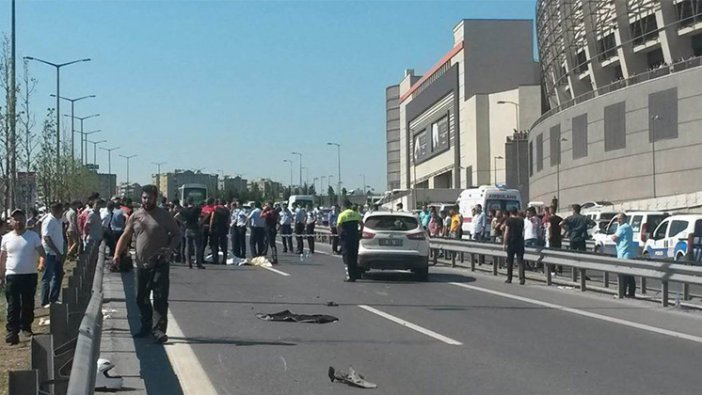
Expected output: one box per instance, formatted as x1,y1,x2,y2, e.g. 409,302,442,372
529,0,702,208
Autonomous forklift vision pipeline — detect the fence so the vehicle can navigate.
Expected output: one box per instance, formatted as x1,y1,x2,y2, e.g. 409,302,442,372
8,244,103,395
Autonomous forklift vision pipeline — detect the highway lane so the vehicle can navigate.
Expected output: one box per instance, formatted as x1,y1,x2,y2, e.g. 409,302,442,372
161,242,702,394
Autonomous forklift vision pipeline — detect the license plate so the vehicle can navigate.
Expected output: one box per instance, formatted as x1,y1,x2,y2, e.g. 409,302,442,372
380,239,403,247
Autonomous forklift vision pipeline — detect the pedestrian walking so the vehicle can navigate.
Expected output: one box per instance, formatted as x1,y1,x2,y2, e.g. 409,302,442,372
101,201,117,257
305,204,317,254
612,213,636,298
110,198,127,256
64,201,81,259
262,202,279,264
1,209,46,345
338,200,363,282
279,203,294,253
114,185,182,344
248,201,266,257
560,204,594,251
40,203,66,308
329,205,340,254
293,203,306,254
209,200,230,264
175,198,205,269
503,208,526,284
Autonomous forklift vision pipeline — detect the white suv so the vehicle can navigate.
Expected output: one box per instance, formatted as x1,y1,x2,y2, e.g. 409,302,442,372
592,211,667,256
358,212,430,281
643,215,702,261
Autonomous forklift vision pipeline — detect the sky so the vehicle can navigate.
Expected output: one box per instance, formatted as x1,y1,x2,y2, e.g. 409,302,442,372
5,0,537,194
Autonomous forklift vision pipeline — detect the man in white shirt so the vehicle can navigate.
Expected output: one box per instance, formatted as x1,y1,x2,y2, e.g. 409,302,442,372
524,206,541,247
40,203,66,308
1,209,46,344
473,205,486,241
305,204,317,254
279,203,294,253
84,199,105,266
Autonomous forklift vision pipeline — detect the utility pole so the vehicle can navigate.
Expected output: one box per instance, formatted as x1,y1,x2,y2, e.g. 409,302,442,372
119,154,137,198
152,161,166,194
99,146,119,196
9,0,17,208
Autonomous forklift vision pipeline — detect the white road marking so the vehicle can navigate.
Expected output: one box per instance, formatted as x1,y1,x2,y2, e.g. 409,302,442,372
358,304,463,345
450,282,702,344
164,310,219,395
263,266,291,277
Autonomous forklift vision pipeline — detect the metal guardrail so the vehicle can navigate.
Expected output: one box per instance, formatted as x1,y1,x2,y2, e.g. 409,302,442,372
66,250,105,395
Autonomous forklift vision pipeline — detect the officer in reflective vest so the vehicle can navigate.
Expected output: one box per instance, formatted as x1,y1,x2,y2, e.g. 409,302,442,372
337,200,363,282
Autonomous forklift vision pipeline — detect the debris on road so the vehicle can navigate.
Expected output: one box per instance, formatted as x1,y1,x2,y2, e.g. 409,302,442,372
256,310,338,324
328,366,377,389
326,301,339,307
236,257,274,267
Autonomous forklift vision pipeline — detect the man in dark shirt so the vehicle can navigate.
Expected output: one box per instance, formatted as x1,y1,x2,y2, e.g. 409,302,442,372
338,200,363,282
547,206,563,249
503,208,525,285
560,204,594,251
261,202,279,264
209,200,230,265
114,185,182,343
175,198,204,269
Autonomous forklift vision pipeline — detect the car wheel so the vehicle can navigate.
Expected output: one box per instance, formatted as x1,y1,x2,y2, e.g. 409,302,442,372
413,267,429,282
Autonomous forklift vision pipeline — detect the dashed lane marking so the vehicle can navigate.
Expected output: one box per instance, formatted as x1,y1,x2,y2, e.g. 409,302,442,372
358,304,463,346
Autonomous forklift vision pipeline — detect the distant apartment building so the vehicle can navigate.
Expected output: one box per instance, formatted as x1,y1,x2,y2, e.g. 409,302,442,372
154,170,219,200
388,19,541,192
118,182,142,202
96,173,117,200
250,178,283,199
222,176,249,197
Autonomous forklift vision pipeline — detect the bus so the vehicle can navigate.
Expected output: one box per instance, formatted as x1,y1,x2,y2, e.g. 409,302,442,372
179,183,208,205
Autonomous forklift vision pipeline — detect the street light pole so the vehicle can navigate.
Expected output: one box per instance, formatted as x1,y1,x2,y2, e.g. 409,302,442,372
283,159,293,187
52,94,95,162
99,146,119,174
65,113,100,164
327,142,341,203
81,129,101,164
119,154,137,198
87,139,106,166
24,56,91,177
651,115,660,198
291,152,303,187
493,156,504,185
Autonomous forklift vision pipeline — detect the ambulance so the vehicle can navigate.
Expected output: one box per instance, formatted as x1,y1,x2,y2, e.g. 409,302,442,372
457,185,522,237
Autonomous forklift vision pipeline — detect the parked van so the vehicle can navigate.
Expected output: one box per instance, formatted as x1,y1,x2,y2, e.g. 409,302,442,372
288,195,315,209
592,211,667,256
643,214,702,261
581,209,618,238
457,186,522,236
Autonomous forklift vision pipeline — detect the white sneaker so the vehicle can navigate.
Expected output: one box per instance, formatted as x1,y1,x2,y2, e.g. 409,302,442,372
42,304,51,309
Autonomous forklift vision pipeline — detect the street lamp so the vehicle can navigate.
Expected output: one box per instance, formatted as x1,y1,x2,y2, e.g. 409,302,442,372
152,161,167,193
327,142,341,204
651,115,661,198
291,152,303,187
87,139,106,166
65,113,100,164
493,156,504,185
283,159,293,187
52,94,95,162
119,154,137,198
81,128,102,164
24,56,91,174
301,166,309,186
98,146,119,174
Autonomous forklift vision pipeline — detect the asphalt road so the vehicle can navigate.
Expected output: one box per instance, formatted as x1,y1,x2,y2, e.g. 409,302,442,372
137,239,702,395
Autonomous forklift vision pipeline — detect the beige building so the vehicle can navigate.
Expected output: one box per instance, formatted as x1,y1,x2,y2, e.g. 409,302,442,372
391,19,542,192
153,170,219,200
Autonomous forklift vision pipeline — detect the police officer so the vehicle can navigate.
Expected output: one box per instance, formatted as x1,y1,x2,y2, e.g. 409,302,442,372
337,200,363,282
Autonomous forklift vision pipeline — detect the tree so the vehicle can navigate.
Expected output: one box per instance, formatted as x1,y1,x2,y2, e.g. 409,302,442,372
327,185,336,203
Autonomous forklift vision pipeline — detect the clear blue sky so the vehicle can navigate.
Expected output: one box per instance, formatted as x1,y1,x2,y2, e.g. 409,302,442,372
9,0,536,193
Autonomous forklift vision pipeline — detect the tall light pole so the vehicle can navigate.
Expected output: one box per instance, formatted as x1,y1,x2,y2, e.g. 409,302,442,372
301,166,309,186
291,152,303,187
24,56,91,175
119,154,137,198
99,146,119,195
52,94,95,162
327,142,341,203
9,0,16,207
283,159,293,187
152,161,167,195
82,129,102,165
651,115,661,198
65,113,99,164
493,156,504,185
87,139,106,166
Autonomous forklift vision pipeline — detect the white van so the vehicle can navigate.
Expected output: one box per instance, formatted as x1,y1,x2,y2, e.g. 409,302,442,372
643,214,702,261
457,186,522,236
288,195,315,209
592,211,667,256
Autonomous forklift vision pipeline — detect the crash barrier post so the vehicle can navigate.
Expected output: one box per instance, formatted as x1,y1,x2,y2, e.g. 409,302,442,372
8,370,39,395
427,238,702,307
8,242,102,395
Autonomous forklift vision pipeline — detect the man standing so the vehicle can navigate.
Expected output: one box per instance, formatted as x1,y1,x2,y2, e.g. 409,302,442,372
110,198,127,256
1,209,46,344
473,205,486,240
337,200,363,282
41,203,65,308
279,203,294,253
305,204,317,254
114,185,182,343
262,202,279,264
233,202,248,259
419,205,431,231
248,201,266,258
503,208,526,285
612,213,636,298
175,198,205,269
561,204,594,252
524,207,541,247
293,203,306,254
84,199,105,266
545,206,563,275
200,198,216,261
101,201,117,257
65,201,80,259
328,205,340,254
209,200,230,265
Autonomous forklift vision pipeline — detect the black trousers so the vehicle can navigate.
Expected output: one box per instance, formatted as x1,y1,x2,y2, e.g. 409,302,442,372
306,223,316,253
135,264,170,334
506,246,525,283
341,236,360,280
201,225,210,262
295,223,305,253
280,224,293,252
210,229,228,264
232,226,247,258
104,230,116,256
570,239,587,251
331,227,339,253
266,227,278,262
621,274,636,297
5,273,37,335
184,228,203,268
250,227,266,257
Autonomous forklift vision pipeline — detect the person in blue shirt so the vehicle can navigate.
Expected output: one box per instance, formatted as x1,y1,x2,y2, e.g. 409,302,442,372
419,205,431,231
279,203,294,253
612,213,636,298
247,201,266,257
293,203,307,254
328,205,340,254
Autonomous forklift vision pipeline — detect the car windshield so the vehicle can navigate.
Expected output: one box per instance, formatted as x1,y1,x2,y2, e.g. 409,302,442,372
365,215,418,231
485,199,521,212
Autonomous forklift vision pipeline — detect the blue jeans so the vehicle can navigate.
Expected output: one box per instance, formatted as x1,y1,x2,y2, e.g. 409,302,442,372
41,254,63,306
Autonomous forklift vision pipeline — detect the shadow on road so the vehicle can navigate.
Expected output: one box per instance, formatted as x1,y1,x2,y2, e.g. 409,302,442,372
121,271,185,395
359,271,476,284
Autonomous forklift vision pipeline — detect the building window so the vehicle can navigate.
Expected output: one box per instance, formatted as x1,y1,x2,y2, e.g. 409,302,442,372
692,33,702,56
649,88,679,142
536,134,544,172
604,102,626,152
529,142,534,176
575,50,588,74
549,125,560,167
465,166,473,187
598,33,617,61
631,14,659,46
676,0,702,28
572,114,588,159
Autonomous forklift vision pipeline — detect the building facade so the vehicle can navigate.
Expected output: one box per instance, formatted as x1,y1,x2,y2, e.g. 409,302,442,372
390,19,542,193
529,0,702,207
222,176,249,197
96,173,117,200
386,84,402,190
154,170,219,200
